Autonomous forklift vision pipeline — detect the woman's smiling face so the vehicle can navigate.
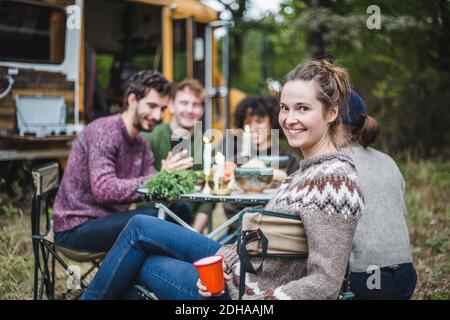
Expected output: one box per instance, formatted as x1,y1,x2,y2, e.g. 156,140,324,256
279,80,337,155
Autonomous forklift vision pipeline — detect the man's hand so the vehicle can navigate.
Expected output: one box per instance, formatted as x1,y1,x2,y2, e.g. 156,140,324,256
161,149,194,171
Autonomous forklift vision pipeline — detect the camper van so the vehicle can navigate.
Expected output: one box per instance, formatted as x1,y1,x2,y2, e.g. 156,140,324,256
0,0,241,209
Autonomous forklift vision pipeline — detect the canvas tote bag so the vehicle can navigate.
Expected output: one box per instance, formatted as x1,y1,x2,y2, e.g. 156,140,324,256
236,208,308,299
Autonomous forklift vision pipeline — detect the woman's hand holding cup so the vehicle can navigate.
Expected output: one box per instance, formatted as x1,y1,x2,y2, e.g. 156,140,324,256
194,257,231,298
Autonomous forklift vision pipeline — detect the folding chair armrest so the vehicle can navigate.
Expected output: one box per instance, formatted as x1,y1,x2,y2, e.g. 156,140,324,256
134,285,158,300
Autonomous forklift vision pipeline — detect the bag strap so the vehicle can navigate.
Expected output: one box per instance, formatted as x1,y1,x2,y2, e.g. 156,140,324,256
341,263,350,293
243,207,302,220
237,229,268,300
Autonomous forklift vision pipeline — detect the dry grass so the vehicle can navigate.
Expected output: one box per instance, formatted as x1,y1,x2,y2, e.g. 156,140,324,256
399,161,450,299
0,214,34,299
0,213,95,300
0,160,448,300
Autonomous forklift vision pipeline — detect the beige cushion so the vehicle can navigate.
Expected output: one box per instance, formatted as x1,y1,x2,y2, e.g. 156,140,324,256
45,227,106,262
55,246,106,262
241,211,308,256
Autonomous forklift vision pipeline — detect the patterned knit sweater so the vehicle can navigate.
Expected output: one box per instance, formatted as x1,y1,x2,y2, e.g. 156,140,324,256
215,152,364,300
53,115,156,233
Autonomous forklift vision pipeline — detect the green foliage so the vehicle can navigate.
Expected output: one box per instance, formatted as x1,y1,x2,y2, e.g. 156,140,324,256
400,160,450,231
144,170,197,201
0,204,18,217
431,291,450,300
227,0,450,158
399,160,449,299
96,54,114,89
174,52,187,82
425,236,449,254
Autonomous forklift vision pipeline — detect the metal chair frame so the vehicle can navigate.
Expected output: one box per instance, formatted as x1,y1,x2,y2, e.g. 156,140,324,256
31,161,104,300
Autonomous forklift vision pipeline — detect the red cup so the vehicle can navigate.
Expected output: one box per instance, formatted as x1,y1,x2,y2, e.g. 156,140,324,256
193,255,225,294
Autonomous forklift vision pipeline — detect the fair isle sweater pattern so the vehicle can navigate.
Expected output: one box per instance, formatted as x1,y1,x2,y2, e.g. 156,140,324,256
267,154,363,219
216,152,364,300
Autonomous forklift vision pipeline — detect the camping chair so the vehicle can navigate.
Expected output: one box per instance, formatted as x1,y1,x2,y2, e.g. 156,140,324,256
135,206,355,301
31,161,106,300
339,266,355,300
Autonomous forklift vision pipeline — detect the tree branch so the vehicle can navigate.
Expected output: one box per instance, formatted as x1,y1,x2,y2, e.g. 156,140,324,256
215,0,234,13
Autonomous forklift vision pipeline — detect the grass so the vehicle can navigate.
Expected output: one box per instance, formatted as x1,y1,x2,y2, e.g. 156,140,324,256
0,221,33,299
0,213,92,300
397,160,450,300
0,160,448,300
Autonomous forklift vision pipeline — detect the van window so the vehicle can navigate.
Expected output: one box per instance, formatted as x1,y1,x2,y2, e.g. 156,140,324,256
173,19,187,82
0,1,66,64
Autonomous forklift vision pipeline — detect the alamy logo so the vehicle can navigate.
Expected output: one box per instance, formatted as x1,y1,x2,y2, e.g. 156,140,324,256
170,121,281,166
366,265,381,290
66,5,81,30
366,5,381,30
66,265,81,290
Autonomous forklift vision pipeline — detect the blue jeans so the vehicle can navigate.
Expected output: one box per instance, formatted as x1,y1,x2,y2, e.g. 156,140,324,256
54,207,158,252
349,263,417,300
54,202,192,253
80,215,230,300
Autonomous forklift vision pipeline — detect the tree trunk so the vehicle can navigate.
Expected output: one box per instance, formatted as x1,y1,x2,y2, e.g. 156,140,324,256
306,0,333,59
438,0,450,72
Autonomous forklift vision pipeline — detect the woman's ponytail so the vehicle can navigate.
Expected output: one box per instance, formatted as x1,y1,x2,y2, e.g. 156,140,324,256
352,114,379,148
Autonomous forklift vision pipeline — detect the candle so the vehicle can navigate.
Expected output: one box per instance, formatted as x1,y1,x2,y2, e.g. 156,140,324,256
203,137,212,176
216,152,225,177
241,125,252,158
214,152,225,190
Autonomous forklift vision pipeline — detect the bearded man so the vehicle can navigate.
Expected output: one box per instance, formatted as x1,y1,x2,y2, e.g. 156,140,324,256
53,70,193,252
